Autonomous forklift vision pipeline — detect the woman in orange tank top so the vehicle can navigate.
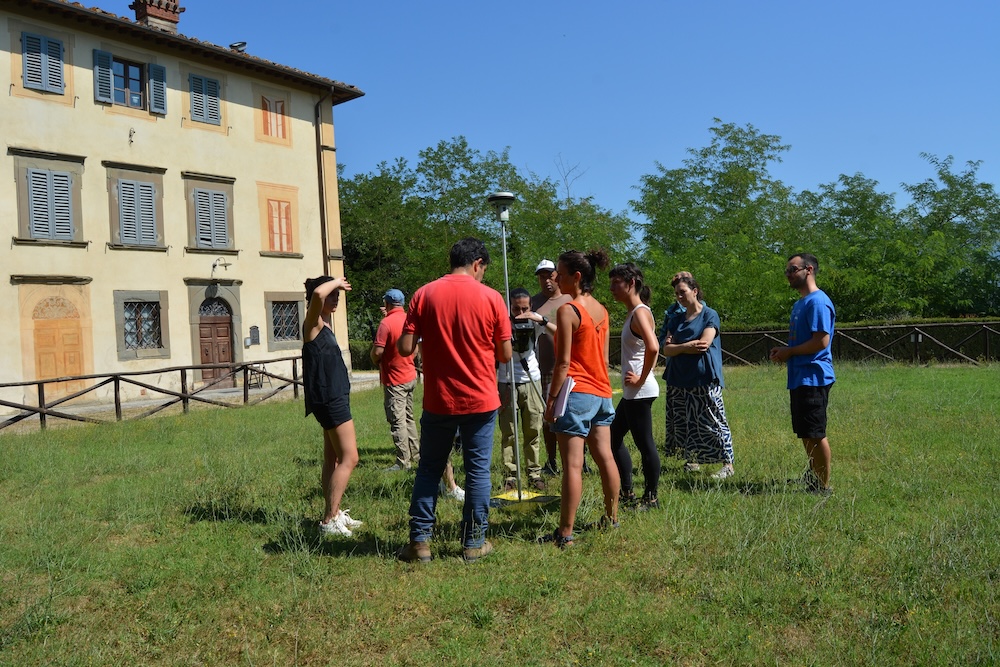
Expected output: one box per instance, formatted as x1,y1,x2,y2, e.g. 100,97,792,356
542,249,621,548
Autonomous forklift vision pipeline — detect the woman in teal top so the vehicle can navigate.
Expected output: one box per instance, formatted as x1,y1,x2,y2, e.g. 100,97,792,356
661,275,734,479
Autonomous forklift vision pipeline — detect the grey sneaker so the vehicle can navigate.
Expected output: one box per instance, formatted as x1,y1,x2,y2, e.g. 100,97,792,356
683,461,701,473
463,540,494,563
397,541,432,563
711,464,734,480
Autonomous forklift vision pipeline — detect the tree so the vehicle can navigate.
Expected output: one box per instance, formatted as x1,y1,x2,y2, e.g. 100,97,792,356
338,137,636,337
632,120,796,326
795,174,916,320
898,155,1000,316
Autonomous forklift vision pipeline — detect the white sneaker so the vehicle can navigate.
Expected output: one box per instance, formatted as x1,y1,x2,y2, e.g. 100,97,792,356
450,485,465,502
336,509,363,529
711,465,734,480
319,514,352,537
683,462,701,473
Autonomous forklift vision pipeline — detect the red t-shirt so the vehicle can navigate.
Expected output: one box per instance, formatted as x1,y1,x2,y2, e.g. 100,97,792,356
373,307,416,387
402,273,511,415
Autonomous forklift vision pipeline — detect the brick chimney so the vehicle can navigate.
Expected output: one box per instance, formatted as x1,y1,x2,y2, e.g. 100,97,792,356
129,1,185,34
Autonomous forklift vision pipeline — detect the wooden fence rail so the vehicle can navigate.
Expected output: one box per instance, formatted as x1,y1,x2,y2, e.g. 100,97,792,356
0,357,302,432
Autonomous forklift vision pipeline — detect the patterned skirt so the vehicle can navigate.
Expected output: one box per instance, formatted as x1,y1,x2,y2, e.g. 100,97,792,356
665,384,734,464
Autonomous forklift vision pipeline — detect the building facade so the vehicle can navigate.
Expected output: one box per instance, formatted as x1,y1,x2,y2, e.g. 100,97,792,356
1,0,363,411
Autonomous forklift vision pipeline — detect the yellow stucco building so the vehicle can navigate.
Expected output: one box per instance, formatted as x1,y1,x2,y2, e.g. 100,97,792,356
1,0,363,414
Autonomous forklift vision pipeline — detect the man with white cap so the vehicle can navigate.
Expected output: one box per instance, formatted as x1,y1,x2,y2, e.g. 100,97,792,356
529,258,572,474
371,288,420,471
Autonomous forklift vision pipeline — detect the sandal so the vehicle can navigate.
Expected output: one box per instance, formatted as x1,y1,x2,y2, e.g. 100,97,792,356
537,529,574,549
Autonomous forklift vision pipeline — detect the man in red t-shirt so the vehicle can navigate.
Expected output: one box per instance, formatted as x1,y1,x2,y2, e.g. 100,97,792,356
370,289,419,471
396,238,512,563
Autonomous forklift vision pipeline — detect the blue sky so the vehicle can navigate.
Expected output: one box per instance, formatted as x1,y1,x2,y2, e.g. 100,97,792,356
110,1,1000,216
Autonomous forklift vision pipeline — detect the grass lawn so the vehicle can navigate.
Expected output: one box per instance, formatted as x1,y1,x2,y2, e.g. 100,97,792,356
1,363,998,665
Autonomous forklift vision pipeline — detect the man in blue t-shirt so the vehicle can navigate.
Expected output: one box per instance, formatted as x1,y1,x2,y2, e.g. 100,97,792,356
769,253,836,494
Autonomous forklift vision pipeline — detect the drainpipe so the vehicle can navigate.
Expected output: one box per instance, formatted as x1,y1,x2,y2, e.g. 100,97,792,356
314,87,335,276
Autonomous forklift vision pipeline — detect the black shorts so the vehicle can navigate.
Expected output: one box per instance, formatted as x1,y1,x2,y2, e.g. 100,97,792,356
310,394,352,430
790,384,831,440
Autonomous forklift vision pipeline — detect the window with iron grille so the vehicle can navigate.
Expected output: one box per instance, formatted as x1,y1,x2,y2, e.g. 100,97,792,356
271,301,300,341
123,301,162,349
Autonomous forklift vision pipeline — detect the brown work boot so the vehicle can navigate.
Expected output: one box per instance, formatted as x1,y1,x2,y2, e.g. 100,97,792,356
397,540,432,563
463,540,494,563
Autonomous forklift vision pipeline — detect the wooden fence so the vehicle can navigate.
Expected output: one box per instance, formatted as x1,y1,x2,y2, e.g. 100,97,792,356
0,357,301,432
602,321,1000,368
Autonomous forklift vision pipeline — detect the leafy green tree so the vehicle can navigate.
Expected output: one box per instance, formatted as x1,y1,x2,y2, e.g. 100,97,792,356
632,119,795,326
898,154,1000,316
338,137,636,337
794,174,917,320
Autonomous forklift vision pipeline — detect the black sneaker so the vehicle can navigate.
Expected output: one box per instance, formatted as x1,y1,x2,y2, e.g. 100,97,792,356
542,460,560,476
620,490,638,508
636,495,659,511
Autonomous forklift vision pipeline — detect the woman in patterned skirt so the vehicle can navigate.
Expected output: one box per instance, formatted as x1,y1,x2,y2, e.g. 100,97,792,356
661,275,734,479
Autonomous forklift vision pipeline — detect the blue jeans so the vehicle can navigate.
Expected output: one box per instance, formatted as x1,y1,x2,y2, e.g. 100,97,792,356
408,409,497,549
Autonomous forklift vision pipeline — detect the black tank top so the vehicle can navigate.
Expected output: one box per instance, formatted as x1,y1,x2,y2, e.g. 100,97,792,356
302,326,350,415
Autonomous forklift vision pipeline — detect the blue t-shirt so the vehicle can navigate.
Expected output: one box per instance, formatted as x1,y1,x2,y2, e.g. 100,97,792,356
787,289,836,389
665,306,724,389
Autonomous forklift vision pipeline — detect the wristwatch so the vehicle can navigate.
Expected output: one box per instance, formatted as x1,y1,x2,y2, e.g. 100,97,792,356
540,316,549,326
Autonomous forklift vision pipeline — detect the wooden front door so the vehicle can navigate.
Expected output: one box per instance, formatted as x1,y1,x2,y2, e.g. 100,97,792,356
33,318,85,399
199,315,234,387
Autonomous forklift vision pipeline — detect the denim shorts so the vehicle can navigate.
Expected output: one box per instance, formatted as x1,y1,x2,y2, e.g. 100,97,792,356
551,392,615,437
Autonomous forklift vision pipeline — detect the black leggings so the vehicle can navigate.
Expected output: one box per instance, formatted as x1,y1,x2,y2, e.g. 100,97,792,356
610,397,659,497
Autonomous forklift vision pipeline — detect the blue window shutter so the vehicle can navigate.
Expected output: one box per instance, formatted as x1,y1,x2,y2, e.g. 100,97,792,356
194,189,213,246
93,49,113,103
137,182,157,244
119,180,139,244
204,77,221,125
45,38,64,93
27,168,52,237
189,74,206,122
210,191,228,246
23,33,64,93
50,172,73,238
27,169,73,239
148,63,167,114
22,33,45,91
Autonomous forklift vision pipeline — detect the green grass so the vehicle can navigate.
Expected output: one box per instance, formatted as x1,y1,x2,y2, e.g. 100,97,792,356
1,364,998,665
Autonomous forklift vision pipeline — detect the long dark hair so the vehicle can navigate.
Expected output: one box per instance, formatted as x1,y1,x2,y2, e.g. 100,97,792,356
609,263,651,305
559,248,610,294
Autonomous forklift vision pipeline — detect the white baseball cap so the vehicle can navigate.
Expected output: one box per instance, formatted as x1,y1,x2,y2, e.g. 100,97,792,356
535,259,556,274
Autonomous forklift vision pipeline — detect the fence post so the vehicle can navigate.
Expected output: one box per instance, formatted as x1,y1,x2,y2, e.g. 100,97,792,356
243,364,249,404
292,358,299,399
986,327,991,360
180,369,189,414
37,382,46,430
114,376,122,421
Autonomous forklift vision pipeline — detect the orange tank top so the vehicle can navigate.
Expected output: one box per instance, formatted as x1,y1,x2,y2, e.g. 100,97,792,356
564,300,612,398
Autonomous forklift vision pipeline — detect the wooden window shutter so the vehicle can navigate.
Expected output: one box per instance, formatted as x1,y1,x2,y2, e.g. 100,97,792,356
210,190,228,247
27,168,52,237
189,74,206,122
93,49,114,103
22,33,45,91
148,63,167,114
137,182,157,244
204,77,221,125
45,38,64,93
119,179,139,244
